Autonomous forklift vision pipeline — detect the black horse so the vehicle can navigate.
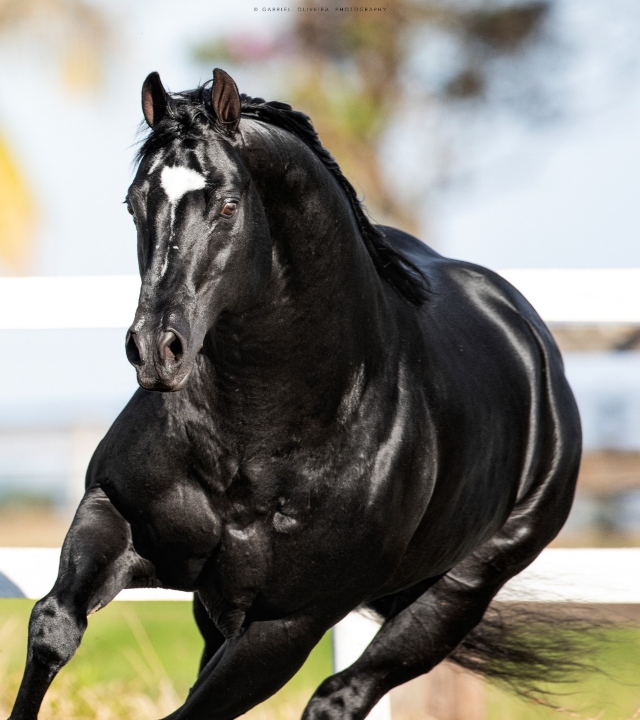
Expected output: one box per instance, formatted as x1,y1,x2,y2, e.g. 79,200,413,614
9,69,581,720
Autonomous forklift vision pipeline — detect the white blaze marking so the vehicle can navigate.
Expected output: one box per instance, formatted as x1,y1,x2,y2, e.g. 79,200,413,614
148,154,164,174
160,165,206,204
156,165,205,278
160,248,170,278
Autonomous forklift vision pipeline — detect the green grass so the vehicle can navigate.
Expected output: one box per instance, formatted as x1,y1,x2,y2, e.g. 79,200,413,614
487,625,640,720
3,599,640,719
0,599,332,720
0,600,205,693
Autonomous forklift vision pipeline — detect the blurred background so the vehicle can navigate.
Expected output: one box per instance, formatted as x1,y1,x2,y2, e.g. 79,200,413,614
0,1,639,718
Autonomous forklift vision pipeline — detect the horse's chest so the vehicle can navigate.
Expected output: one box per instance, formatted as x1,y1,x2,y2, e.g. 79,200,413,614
126,482,222,588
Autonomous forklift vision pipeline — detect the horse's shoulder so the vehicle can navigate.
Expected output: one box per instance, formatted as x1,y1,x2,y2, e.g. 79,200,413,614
88,389,210,488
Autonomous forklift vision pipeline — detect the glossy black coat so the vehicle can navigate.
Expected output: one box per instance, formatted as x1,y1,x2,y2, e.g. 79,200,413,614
9,70,581,720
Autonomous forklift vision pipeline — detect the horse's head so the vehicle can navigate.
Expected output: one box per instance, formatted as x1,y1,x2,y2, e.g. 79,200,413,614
125,70,271,391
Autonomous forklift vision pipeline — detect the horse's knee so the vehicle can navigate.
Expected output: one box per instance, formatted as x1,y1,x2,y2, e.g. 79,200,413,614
28,595,86,671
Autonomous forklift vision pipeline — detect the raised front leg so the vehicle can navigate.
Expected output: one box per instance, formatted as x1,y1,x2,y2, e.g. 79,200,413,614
9,487,154,720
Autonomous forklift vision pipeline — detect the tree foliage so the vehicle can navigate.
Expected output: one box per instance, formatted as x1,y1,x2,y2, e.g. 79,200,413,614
194,0,552,235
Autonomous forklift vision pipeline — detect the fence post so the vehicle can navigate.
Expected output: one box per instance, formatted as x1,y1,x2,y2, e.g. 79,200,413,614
332,613,486,720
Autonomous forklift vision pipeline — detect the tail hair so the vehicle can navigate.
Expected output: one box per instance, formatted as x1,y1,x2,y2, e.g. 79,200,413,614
448,602,612,704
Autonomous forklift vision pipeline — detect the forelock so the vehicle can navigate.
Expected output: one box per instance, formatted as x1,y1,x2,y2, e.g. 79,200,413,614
135,90,216,167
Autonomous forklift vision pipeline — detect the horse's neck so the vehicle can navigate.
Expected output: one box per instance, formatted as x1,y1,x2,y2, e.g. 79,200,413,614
244,120,389,334
198,123,394,433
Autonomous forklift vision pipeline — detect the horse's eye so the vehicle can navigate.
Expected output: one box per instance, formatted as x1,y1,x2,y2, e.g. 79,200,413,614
221,201,238,217
125,202,139,225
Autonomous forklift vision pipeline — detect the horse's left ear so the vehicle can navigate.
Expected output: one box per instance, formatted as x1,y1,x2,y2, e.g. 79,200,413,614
142,72,168,128
212,68,241,133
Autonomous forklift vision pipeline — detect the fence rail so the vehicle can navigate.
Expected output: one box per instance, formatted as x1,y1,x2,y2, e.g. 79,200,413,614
0,269,639,329
2,546,639,603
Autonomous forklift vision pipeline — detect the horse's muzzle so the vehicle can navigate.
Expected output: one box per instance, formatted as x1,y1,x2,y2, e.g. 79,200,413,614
125,326,192,392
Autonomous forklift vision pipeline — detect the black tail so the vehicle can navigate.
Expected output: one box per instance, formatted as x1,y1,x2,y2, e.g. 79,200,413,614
448,603,612,703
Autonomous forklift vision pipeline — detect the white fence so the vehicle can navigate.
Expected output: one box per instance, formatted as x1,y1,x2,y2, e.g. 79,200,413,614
3,546,640,604
0,269,639,329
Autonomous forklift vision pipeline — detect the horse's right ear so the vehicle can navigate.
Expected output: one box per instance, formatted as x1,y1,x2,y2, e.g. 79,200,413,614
211,68,241,133
142,72,168,128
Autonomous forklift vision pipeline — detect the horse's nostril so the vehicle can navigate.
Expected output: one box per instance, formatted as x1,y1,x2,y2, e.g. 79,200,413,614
169,334,183,360
159,331,184,364
126,332,143,367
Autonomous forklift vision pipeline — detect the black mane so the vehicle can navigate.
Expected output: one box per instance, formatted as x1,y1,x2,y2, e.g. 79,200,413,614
137,84,430,306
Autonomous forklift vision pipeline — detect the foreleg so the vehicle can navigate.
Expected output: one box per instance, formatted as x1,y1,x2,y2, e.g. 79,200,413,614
164,610,332,720
193,594,225,675
9,487,154,720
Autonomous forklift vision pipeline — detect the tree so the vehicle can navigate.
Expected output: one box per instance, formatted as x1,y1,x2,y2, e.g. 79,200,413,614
194,1,551,236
